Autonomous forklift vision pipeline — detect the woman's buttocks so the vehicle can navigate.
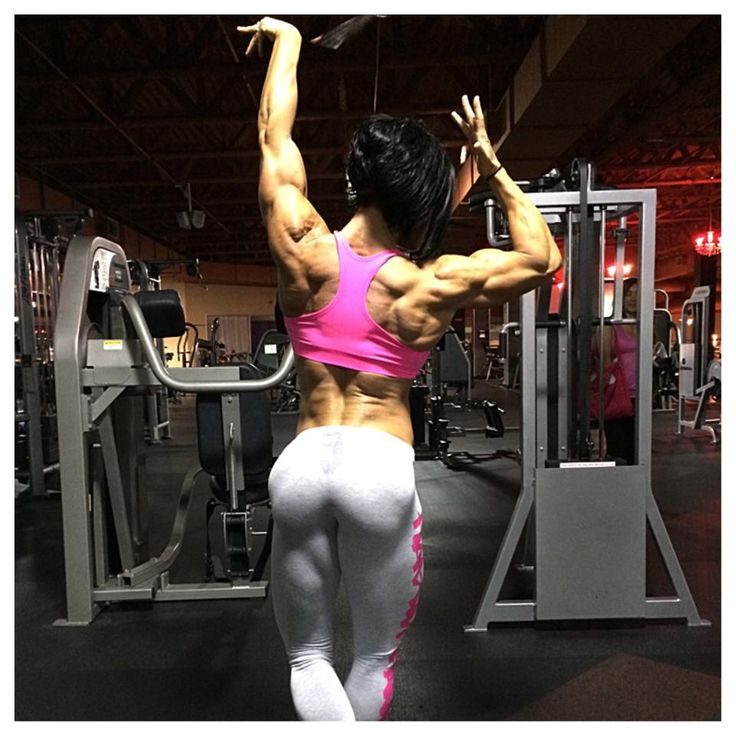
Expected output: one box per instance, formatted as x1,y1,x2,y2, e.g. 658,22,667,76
268,425,418,534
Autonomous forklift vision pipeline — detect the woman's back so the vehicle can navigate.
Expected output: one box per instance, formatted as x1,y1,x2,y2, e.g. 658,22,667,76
280,226,449,444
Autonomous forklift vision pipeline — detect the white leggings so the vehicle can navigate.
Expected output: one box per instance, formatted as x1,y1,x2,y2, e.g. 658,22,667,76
268,426,423,721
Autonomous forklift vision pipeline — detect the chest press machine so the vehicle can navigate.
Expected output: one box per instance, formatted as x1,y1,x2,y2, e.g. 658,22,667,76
465,161,708,629
54,235,293,625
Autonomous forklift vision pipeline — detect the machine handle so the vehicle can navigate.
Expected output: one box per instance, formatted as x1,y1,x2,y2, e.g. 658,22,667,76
483,200,513,249
121,293,294,393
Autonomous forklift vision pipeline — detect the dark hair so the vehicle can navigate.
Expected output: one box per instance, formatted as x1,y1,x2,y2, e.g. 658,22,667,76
622,277,638,316
345,115,455,262
623,277,637,293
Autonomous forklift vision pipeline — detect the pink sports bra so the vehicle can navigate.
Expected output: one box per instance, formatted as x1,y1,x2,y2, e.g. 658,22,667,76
283,231,429,379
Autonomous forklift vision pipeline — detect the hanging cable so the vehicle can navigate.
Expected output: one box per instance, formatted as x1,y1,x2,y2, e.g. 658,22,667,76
372,17,382,114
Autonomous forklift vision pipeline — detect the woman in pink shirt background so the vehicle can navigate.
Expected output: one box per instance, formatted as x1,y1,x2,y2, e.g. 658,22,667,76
600,278,638,464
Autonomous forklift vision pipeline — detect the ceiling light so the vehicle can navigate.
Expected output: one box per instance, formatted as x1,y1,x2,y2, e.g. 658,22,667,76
693,230,721,257
176,183,206,230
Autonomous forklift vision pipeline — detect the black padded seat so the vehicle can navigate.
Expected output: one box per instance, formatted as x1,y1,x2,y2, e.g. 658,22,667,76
196,362,274,507
134,289,186,338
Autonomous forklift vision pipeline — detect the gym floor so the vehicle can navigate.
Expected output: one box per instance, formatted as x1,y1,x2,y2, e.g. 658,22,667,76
14,383,721,721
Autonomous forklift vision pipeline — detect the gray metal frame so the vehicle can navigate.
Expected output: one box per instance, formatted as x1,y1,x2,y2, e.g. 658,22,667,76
54,235,294,625
465,183,708,630
133,259,172,443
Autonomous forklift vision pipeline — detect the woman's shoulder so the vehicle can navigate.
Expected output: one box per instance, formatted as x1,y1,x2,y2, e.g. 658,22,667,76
379,253,425,293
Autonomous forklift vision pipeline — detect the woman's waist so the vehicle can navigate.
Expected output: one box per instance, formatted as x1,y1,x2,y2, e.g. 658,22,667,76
293,422,415,453
297,403,414,446
294,358,413,442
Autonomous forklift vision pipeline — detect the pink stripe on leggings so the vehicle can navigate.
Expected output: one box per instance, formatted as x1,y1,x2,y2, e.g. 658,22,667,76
379,512,424,720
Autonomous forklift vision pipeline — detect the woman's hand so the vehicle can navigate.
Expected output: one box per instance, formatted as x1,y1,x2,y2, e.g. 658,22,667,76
451,95,501,178
237,17,300,57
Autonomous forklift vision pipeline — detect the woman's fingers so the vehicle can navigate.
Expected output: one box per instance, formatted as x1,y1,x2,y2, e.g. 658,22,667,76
245,33,260,56
453,95,489,164
238,20,270,57
472,95,484,120
450,110,467,130
461,94,475,121
238,22,262,56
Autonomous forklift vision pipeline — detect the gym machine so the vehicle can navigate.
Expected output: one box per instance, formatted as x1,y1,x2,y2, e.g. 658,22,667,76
412,331,511,468
465,161,708,629
652,290,680,412
677,286,720,443
252,328,301,413
127,258,202,437
15,210,88,497
54,234,294,625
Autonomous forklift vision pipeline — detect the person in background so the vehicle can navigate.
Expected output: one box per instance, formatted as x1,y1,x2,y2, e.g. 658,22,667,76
600,277,638,464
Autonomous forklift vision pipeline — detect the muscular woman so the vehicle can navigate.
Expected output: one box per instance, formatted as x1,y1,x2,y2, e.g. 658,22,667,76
238,17,561,721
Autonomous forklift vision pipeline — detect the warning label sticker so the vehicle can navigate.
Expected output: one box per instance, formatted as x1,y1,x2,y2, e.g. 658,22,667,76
559,461,617,469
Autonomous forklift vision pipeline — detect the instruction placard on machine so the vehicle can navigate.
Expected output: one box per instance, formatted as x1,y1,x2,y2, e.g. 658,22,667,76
90,248,118,293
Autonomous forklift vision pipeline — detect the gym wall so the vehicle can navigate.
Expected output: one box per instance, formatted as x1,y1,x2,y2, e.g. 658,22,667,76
163,278,277,367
